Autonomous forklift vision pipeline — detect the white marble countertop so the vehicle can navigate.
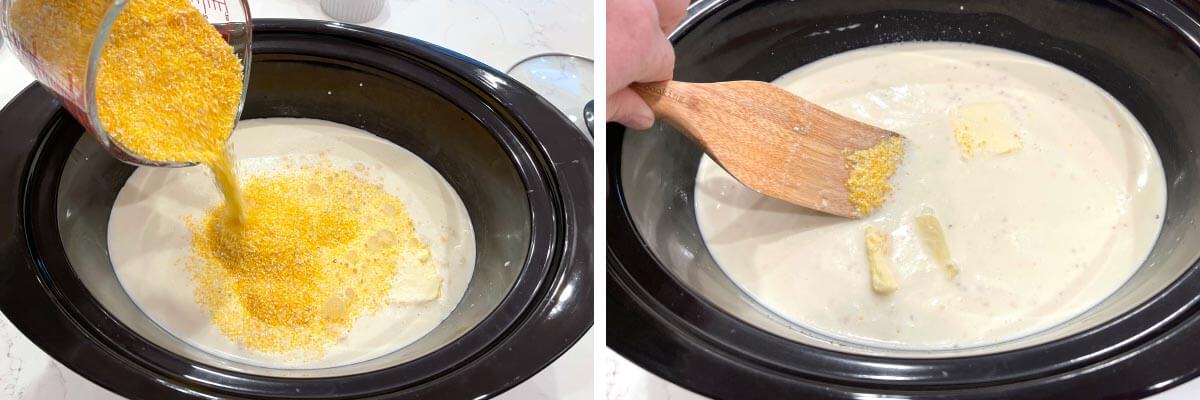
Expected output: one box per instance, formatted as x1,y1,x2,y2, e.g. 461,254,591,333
0,0,592,399
603,347,1200,399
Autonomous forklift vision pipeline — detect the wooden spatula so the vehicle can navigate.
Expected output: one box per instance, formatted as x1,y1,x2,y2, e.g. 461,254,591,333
631,80,906,218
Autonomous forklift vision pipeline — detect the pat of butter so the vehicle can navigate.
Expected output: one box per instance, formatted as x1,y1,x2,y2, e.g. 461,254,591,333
388,248,443,304
951,102,1023,158
915,208,959,279
865,225,899,294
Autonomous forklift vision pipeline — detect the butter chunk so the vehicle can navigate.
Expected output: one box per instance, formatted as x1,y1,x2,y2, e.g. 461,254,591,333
388,248,443,304
865,225,899,294
915,208,959,279
951,102,1023,158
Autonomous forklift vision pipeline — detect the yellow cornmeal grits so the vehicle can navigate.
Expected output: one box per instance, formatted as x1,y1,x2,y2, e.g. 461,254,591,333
186,161,440,356
845,136,905,217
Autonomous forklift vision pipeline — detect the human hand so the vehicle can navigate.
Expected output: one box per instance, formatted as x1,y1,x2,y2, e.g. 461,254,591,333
606,0,688,129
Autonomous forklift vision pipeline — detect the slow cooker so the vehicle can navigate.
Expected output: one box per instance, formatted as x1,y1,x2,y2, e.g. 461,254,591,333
608,0,1200,398
0,19,592,399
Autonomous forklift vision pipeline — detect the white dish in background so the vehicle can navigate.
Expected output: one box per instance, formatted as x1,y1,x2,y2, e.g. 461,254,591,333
320,0,386,23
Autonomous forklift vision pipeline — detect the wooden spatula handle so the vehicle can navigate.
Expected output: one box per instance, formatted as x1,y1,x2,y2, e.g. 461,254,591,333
629,80,755,164
630,80,702,123
627,79,901,218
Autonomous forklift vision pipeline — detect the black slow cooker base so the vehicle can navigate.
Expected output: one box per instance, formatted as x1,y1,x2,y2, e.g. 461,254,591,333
0,19,592,399
610,0,1200,398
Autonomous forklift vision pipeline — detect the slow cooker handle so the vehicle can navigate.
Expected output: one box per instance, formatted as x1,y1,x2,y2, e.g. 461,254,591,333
584,100,594,136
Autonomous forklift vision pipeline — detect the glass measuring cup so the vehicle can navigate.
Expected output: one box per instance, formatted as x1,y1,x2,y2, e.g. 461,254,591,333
0,0,252,167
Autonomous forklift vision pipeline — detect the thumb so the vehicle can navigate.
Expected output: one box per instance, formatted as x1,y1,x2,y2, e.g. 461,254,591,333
607,87,656,130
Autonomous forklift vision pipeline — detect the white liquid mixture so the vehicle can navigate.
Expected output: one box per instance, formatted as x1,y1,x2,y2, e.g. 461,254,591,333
109,118,475,368
695,42,1166,349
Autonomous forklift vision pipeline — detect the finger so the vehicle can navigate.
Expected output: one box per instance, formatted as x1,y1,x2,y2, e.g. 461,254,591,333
607,87,656,130
655,0,689,33
635,27,676,83
606,0,648,92
607,0,676,91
